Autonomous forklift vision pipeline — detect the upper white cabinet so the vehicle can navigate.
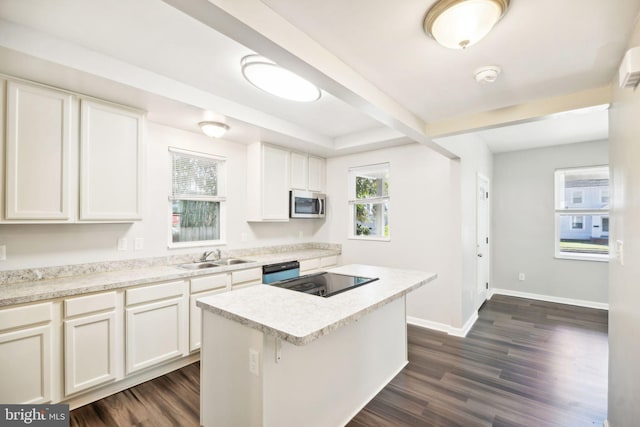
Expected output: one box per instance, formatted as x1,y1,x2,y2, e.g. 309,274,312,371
247,142,290,222
290,151,325,192
1,78,145,223
80,99,143,221
5,80,73,221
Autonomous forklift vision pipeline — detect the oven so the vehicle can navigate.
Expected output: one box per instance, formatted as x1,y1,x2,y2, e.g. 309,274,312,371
262,260,300,284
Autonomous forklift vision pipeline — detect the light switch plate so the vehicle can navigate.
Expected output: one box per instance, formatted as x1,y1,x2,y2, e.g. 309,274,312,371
134,238,144,251
117,238,128,251
0,245,6,261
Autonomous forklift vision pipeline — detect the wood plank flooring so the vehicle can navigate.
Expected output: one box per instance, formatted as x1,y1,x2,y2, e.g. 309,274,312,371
70,295,608,427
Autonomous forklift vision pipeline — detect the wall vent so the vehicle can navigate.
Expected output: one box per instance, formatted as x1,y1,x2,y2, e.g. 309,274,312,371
619,46,640,89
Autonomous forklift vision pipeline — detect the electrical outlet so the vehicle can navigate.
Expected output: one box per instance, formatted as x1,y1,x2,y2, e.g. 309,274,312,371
616,240,624,266
518,273,525,281
134,238,144,251
298,230,303,240
241,232,248,242
249,349,260,376
117,238,128,251
0,245,6,261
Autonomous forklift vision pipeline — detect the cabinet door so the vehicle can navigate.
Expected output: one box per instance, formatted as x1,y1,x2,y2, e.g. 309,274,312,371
126,297,187,374
308,156,326,192
290,152,308,190
261,145,290,220
5,81,73,220
80,99,143,221
0,325,52,403
64,311,117,395
189,288,227,352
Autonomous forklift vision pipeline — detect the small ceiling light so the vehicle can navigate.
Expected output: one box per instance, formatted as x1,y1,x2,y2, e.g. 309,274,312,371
241,54,321,102
199,121,229,138
424,0,510,50
474,65,501,83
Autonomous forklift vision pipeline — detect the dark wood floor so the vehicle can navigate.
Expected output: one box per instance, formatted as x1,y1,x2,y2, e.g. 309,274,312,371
70,295,608,427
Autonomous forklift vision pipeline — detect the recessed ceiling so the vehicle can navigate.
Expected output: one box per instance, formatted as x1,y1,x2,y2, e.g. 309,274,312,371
0,0,637,155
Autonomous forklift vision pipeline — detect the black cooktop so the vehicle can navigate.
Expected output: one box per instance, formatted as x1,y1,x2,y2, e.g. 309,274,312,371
267,272,378,297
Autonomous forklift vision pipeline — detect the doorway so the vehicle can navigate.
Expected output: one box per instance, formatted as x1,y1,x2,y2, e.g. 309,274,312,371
476,174,490,308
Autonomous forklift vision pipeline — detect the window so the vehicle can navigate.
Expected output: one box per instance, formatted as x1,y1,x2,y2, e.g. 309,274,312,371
570,216,584,230
554,165,609,261
571,190,583,204
169,147,225,247
348,163,390,240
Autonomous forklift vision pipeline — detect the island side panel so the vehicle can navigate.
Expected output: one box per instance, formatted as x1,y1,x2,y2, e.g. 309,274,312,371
200,311,264,427
262,296,408,427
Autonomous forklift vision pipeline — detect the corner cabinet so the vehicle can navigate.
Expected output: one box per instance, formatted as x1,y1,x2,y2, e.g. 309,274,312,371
1,78,145,223
247,142,290,222
80,99,143,221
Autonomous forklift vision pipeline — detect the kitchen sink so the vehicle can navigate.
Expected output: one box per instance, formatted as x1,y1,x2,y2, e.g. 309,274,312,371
177,258,251,270
212,258,251,266
178,262,220,270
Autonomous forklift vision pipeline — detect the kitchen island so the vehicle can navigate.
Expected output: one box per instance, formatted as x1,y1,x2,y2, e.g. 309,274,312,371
197,264,437,427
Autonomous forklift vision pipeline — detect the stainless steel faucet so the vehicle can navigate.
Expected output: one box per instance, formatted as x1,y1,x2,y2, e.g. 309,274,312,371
200,249,221,262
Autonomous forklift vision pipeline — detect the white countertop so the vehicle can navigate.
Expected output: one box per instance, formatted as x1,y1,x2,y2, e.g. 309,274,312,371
0,248,339,307
197,264,437,346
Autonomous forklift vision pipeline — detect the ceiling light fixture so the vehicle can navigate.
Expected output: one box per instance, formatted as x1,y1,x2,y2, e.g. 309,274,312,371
424,0,510,50
241,54,321,102
198,121,229,138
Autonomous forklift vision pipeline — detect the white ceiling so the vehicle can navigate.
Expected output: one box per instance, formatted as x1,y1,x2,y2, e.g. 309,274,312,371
0,0,636,155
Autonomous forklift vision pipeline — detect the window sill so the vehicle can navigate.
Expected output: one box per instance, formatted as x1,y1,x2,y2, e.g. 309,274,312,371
168,240,226,249
554,254,609,262
348,236,391,242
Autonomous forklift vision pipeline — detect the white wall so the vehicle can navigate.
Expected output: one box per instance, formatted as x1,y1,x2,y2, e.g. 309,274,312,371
436,133,493,325
607,16,640,426
319,143,464,328
492,140,608,303
0,122,324,270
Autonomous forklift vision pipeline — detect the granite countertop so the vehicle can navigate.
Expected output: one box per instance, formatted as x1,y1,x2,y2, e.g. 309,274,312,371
197,264,437,346
0,247,340,307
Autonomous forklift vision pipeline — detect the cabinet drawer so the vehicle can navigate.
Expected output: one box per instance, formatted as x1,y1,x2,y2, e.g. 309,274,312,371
190,274,229,294
231,267,262,285
320,255,338,268
126,281,185,306
65,291,117,318
299,258,320,273
0,302,52,332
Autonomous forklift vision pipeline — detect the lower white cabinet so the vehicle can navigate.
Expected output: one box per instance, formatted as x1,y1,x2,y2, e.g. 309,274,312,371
125,281,188,374
63,292,119,396
189,288,227,352
300,255,339,274
231,267,263,290
0,302,55,404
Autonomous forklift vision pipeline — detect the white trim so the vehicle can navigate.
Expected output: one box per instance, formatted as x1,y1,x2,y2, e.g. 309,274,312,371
407,311,478,338
488,288,609,310
604,419,610,427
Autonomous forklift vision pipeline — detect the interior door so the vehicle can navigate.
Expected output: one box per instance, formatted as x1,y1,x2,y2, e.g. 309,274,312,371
476,174,490,308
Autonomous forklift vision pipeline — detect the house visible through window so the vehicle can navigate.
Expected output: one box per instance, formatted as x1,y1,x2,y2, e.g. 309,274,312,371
169,147,226,247
554,165,609,261
348,163,390,240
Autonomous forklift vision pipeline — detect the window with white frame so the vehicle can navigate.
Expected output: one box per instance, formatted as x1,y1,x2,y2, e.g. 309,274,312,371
554,165,609,261
348,163,390,240
169,147,226,247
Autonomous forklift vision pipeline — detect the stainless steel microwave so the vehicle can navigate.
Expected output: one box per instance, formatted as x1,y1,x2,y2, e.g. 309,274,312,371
290,190,326,219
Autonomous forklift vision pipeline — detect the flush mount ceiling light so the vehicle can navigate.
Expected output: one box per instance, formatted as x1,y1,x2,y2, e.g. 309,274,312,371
241,54,321,102
424,0,510,50
198,121,229,138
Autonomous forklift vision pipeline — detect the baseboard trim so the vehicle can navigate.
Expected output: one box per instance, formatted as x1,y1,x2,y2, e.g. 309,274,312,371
407,311,478,338
488,288,609,310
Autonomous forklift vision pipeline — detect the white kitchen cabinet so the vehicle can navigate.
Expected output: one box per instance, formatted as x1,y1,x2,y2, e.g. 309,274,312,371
299,255,339,274
63,292,120,396
80,99,143,221
0,302,56,404
125,281,188,374
290,152,326,192
189,274,229,352
4,80,74,221
231,267,262,290
247,142,290,222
